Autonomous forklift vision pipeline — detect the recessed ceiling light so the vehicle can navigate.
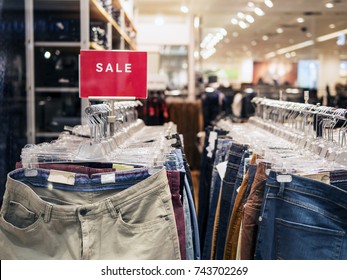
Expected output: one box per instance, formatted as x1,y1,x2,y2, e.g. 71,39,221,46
246,15,255,23
291,51,296,57
297,17,305,23
306,32,312,38
251,40,257,46
231,18,238,25
239,21,249,29
264,0,274,8
329,24,336,29
248,2,255,8
276,28,284,34
262,35,269,41
285,53,291,58
232,32,239,37
325,3,334,9
237,12,245,19
180,5,189,13
254,7,265,16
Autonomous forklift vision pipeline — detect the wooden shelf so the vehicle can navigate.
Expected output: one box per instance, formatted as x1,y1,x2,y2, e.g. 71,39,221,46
90,0,136,50
113,0,137,33
89,42,106,50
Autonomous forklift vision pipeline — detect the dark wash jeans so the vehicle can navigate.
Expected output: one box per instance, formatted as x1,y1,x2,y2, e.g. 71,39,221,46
215,142,247,259
255,171,347,260
202,138,232,259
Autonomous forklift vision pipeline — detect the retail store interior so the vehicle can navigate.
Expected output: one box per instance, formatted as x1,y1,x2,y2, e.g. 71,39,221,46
1,0,347,260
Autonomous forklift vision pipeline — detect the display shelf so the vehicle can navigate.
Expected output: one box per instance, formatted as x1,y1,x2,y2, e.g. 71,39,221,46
34,42,81,47
113,0,137,34
90,0,136,50
35,87,79,93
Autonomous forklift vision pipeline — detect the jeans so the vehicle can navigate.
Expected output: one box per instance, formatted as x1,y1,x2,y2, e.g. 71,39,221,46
0,167,181,260
215,143,248,259
202,138,232,259
224,163,257,260
241,161,270,260
254,170,347,260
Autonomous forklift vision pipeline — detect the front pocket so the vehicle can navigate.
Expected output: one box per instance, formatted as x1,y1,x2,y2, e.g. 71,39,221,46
2,201,39,229
275,218,345,260
117,210,169,233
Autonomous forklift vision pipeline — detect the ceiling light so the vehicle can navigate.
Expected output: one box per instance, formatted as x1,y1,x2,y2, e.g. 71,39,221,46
254,7,265,16
285,53,291,58
248,2,255,8
306,32,312,38
155,16,165,26
180,5,189,13
329,24,336,29
316,28,347,42
232,32,239,37
276,28,284,34
246,15,255,23
265,52,276,59
262,35,269,41
276,40,314,55
264,0,274,8
251,40,257,46
239,21,249,29
231,18,238,25
291,51,296,57
325,3,334,9
297,17,305,23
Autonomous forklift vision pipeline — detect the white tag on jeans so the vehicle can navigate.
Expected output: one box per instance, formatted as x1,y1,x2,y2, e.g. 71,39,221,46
207,131,218,158
101,173,116,184
216,161,228,180
48,170,75,185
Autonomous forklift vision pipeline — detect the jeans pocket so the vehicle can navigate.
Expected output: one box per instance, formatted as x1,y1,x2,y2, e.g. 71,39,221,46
275,218,345,260
2,200,39,229
117,209,169,233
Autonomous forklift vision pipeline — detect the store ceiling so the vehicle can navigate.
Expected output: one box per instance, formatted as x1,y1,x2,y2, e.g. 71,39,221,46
133,0,347,63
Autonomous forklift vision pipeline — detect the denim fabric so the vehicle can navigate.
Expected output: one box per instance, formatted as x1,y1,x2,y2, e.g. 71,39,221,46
215,142,247,259
254,170,347,260
241,162,270,260
202,138,232,259
183,186,194,260
170,148,200,260
229,151,251,218
224,163,257,260
166,170,186,260
197,127,217,252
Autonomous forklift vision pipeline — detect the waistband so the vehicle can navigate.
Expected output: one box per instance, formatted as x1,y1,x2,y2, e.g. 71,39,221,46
4,167,169,219
266,170,347,210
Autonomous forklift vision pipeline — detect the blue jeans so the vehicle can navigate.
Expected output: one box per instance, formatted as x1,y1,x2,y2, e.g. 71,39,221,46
254,170,347,260
171,148,201,260
202,138,232,259
215,142,248,259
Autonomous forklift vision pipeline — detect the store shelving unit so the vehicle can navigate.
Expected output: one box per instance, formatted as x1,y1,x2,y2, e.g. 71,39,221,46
25,0,137,144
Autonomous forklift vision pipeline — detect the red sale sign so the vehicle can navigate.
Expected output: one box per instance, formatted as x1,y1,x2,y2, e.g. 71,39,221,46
79,50,147,99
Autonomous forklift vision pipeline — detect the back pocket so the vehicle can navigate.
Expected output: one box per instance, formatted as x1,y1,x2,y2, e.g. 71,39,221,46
275,218,345,260
3,201,38,229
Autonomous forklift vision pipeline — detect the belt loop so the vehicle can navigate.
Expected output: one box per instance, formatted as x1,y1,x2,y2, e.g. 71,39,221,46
105,198,118,219
43,204,53,223
277,182,285,197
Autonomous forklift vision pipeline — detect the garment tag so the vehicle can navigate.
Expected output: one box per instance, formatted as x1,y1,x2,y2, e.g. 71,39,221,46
276,174,292,183
112,164,135,171
48,170,75,185
101,173,116,184
216,161,228,179
24,169,38,177
207,131,218,158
